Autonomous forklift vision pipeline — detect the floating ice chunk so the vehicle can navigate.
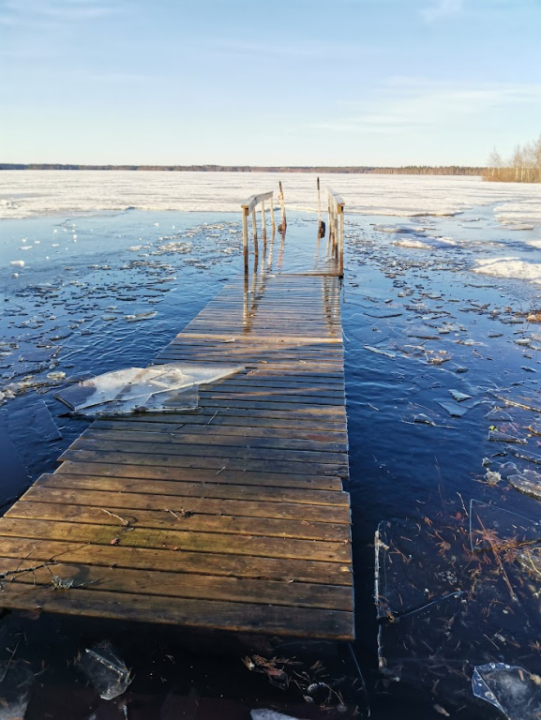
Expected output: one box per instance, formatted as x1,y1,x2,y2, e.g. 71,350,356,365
474,257,541,284
54,362,244,417
78,645,133,700
124,311,157,322
508,469,541,500
472,663,541,720
9,260,24,267
449,389,471,402
393,239,432,250
374,224,420,234
437,401,468,418
0,659,35,719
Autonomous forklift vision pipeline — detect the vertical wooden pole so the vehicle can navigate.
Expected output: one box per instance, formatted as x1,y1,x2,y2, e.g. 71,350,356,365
261,200,267,244
243,267,249,329
339,205,344,277
326,197,332,255
242,208,249,275
279,181,286,231
269,197,275,231
251,208,259,261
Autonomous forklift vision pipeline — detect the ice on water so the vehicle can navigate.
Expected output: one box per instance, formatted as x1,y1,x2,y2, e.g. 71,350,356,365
1,170,540,225
54,362,244,417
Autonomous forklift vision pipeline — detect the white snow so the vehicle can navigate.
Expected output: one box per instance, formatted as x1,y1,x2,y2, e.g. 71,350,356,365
0,171,540,225
473,257,541,283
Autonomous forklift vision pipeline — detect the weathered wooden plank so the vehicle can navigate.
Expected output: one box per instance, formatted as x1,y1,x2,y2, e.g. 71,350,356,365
89,422,349,450
52,461,343,490
42,471,350,506
68,437,348,466
35,476,351,522
0,559,353,611
9,498,351,541
58,449,349,479
80,429,347,455
0,583,355,639
0,538,352,585
0,518,351,563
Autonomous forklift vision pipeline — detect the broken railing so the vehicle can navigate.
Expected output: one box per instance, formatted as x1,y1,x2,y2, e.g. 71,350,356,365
326,187,345,278
241,183,286,274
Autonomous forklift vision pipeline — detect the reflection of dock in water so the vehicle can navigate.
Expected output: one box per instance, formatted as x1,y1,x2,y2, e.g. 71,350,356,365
0,185,354,642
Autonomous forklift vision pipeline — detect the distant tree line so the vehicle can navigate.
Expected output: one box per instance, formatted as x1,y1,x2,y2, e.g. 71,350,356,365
0,163,484,175
484,134,541,183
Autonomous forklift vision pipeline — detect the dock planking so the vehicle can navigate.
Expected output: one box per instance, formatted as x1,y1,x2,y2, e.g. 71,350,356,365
0,270,354,640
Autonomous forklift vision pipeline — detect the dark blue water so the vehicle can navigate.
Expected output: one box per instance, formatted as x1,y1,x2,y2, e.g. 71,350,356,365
1,208,541,718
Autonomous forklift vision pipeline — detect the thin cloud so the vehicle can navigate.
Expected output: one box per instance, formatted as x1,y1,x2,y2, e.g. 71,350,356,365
215,39,380,62
421,0,464,22
0,0,121,27
314,80,541,134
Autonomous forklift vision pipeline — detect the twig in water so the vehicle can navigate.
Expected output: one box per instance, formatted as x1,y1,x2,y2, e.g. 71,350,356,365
0,640,20,683
215,466,226,475
476,513,517,602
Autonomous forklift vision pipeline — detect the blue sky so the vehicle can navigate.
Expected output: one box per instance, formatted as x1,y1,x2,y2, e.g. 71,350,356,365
1,0,540,165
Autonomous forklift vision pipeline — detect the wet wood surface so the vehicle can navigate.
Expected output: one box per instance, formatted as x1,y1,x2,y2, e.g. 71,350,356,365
0,271,354,640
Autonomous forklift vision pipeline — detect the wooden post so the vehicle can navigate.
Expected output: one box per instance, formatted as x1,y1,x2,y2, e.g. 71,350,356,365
338,205,344,277
242,208,249,275
317,177,322,226
279,181,286,232
269,197,275,231
326,198,333,255
251,208,259,260
261,200,267,244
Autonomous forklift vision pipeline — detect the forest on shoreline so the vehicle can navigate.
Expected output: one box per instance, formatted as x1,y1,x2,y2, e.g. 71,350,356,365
484,134,541,183
0,163,483,175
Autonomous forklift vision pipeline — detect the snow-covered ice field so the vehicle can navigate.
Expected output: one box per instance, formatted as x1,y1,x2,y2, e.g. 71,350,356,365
1,170,540,225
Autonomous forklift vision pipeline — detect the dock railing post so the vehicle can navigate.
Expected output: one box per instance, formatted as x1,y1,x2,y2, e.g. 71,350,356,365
338,203,344,278
261,200,267,245
241,189,278,275
251,208,259,262
269,197,275,232
279,181,287,232
242,208,249,275
325,187,346,278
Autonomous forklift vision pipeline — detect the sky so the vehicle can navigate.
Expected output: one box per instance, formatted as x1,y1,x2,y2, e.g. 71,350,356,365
1,0,540,166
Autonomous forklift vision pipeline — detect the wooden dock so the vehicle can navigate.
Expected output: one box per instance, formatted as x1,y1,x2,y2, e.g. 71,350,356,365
0,259,354,640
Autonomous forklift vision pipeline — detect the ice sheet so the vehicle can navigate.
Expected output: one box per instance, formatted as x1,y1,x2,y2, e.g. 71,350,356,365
1,171,540,225
54,362,243,417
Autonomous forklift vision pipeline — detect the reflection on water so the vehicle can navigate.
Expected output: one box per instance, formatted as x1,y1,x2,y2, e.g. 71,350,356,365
1,207,541,718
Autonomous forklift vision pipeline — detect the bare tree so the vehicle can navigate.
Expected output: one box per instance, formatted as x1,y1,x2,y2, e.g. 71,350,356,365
484,133,541,183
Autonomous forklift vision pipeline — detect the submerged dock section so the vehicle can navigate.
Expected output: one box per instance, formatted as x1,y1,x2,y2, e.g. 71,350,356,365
0,187,354,641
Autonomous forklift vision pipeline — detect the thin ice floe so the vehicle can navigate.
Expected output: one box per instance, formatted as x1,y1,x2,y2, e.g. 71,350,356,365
54,362,243,417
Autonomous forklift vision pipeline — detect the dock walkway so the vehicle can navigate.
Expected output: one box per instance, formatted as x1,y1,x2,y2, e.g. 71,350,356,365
0,269,354,640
